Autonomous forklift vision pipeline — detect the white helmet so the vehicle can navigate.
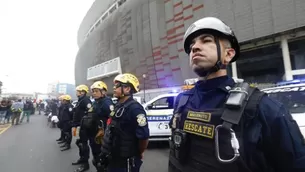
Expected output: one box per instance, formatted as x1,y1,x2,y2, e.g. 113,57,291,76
183,17,240,63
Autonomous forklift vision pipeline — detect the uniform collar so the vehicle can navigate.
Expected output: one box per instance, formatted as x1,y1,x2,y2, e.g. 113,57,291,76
78,95,87,101
63,103,70,107
116,96,133,108
95,96,105,102
195,75,235,93
78,95,84,101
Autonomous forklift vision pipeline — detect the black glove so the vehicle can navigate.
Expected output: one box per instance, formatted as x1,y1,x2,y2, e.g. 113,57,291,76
98,153,110,166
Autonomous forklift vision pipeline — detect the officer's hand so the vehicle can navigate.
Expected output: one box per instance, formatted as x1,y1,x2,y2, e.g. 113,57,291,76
95,129,104,144
72,127,77,136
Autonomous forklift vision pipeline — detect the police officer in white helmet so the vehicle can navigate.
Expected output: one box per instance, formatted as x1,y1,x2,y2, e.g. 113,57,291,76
168,17,305,172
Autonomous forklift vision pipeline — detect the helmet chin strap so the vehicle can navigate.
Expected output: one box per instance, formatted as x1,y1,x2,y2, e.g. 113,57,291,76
195,37,226,80
98,89,106,97
78,93,86,98
118,86,131,100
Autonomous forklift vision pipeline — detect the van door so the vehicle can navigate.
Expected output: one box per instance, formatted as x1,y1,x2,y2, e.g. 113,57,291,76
145,96,175,140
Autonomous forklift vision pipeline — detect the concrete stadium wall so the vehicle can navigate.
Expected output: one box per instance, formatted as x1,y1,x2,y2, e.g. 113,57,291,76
75,0,305,89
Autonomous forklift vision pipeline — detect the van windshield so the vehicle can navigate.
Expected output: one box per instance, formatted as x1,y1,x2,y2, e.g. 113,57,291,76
265,86,305,113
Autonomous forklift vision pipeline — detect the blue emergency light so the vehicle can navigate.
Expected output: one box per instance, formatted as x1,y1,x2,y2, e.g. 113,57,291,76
276,79,305,86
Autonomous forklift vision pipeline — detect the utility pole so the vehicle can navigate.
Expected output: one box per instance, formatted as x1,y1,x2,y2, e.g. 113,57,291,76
142,74,146,103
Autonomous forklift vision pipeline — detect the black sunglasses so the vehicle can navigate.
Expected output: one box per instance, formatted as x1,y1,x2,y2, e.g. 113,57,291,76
113,82,128,89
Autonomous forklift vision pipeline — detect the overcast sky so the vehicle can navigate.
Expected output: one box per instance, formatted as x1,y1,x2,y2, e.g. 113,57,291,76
0,0,94,93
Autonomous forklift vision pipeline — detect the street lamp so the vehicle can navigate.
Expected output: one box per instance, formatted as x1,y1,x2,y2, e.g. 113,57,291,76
142,74,147,103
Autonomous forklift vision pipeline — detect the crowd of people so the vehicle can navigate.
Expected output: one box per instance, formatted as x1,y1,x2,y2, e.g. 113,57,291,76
0,98,39,125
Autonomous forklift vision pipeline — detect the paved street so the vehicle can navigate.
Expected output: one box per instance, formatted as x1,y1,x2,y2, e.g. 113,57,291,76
0,123,11,135
0,113,169,172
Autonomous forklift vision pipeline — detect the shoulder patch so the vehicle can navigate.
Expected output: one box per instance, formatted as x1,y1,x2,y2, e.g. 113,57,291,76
136,114,147,127
87,103,92,108
109,105,114,111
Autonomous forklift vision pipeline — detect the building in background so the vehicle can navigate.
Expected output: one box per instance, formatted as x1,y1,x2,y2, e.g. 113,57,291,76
75,0,305,92
34,93,52,101
46,82,77,100
56,83,76,100
47,81,58,94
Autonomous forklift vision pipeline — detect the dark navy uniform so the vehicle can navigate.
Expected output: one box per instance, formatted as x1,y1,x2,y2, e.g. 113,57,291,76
84,96,113,171
72,95,92,165
72,96,92,127
51,100,58,117
99,97,149,172
168,76,305,172
57,103,65,142
59,103,74,150
92,96,114,130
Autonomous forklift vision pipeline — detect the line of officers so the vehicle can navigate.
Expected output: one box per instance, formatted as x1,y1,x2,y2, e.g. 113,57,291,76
55,73,150,172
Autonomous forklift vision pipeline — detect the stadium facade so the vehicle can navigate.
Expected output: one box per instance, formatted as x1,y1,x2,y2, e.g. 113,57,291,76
75,0,305,91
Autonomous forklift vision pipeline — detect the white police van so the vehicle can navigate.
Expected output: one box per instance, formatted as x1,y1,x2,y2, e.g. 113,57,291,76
262,80,305,138
143,93,179,141
111,93,179,141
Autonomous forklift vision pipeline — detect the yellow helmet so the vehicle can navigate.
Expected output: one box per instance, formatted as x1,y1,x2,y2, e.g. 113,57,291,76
91,81,108,91
58,95,64,101
114,73,140,93
76,84,89,93
61,95,72,101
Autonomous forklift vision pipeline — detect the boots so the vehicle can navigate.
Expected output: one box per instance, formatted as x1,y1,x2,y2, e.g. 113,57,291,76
74,162,89,172
60,144,67,148
61,144,71,151
72,159,86,165
58,140,65,144
56,137,63,141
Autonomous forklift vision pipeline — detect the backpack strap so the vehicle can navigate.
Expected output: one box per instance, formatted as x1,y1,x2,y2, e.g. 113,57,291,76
239,88,266,171
174,89,194,113
216,85,266,168
174,95,190,114
244,88,266,120
170,89,194,129
122,99,138,109
221,86,256,130
113,99,138,119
